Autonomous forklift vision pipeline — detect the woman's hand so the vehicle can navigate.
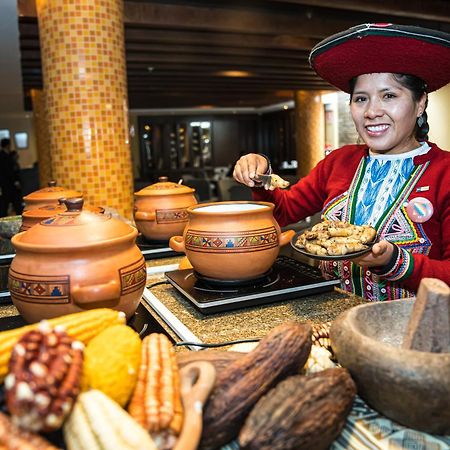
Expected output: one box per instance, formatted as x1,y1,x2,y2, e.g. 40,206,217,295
233,153,269,187
351,240,394,267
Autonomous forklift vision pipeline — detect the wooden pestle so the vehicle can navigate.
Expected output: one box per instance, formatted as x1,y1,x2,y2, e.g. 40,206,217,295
402,278,450,353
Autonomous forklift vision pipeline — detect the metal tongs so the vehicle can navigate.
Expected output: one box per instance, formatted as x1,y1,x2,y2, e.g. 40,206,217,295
252,173,273,190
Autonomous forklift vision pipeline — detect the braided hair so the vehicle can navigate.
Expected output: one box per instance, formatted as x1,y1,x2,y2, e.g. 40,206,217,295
392,74,429,141
349,74,429,141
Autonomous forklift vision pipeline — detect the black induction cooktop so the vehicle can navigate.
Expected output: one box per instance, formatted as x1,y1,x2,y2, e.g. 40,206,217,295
136,234,178,260
165,255,340,314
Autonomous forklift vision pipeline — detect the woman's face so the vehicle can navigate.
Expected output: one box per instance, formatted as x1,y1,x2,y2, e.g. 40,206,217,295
350,73,426,154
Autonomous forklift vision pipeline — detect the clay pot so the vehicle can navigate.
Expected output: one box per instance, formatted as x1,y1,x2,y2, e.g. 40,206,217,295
22,181,83,211
9,198,146,323
169,201,295,281
20,201,105,232
134,176,197,241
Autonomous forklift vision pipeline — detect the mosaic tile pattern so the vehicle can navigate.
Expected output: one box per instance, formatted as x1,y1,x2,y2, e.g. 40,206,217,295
119,257,147,296
36,0,133,218
185,227,279,253
294,90,325,178
31,89,52,188
155,208,189,224
9,268,70,305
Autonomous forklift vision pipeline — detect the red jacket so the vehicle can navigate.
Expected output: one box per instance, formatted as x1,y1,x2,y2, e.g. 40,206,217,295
253,143,450,299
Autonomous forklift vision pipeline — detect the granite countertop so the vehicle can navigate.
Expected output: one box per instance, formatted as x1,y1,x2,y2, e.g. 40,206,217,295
143,254,366,345
0,252,366,345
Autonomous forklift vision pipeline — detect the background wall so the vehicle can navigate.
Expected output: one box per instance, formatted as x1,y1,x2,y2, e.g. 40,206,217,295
428,83,450,151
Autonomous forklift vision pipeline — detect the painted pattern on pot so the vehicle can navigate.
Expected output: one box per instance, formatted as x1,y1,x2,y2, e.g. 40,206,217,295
155,208,189,224
8,269,70,305
120,258,147,296
185,227,278,253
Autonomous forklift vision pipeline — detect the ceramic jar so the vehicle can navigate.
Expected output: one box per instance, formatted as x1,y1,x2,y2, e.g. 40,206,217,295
169,201,295,281
20,202,104,232
134,177,197,241
9,198,146,323
22,181,83,211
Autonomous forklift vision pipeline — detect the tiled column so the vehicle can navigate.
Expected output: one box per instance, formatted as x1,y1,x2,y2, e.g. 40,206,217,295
31,89,52,188
294,91,325,178
36,0,133,218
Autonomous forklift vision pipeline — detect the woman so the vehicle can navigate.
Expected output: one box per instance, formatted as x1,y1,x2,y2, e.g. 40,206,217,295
233,23,450,301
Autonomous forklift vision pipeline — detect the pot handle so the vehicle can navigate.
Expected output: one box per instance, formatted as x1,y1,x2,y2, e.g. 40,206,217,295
279,229,296,247
72,280,120,305
169,235,186,253
134,210,156,221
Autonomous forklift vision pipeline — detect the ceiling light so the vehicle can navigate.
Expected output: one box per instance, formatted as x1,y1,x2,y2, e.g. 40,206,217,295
147,66,154,72
215,70,253,77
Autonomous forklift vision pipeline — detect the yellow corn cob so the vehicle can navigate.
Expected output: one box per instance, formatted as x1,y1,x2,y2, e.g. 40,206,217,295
64,390,157,450
81,324,142,407
128,333,184,434
0,308,126,383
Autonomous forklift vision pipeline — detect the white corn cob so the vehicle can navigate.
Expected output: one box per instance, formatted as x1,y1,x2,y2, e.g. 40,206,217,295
303,345,337,374
64,390,157,450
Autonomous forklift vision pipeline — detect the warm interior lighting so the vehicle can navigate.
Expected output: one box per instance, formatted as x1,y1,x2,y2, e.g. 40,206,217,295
283,105,289,110
215,70,253,77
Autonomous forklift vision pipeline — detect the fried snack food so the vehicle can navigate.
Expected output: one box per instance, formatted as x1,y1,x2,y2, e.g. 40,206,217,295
268,174,290,190
295,220,377,257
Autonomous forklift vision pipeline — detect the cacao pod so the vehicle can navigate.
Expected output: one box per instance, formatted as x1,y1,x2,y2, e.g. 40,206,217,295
239,368,356,450
200,321,312,450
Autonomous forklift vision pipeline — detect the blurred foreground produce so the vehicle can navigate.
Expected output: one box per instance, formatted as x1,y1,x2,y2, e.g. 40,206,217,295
239,368,356,450
0,308,125,383
64,389,157,450
200,322,312,450
81,325,141,407
0,410,59,450
5,323,83,433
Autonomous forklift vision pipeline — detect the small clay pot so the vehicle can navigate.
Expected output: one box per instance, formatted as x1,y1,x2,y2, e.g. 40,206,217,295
20,200,104,232
22,181,83,211
134,177,197,241
169,201,295,281
9,198,145,323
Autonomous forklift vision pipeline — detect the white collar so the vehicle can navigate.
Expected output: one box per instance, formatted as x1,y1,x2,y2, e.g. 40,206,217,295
368,142,431,160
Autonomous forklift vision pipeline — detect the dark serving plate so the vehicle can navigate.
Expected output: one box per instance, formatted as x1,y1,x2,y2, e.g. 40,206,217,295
290,229,376,261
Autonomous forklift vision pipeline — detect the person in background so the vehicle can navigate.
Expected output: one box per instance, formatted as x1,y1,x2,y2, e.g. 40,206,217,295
0,138,23,216
232,23,450,301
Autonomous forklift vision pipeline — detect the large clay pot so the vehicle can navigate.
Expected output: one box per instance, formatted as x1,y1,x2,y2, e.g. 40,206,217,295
9,198,146,323
169,201,295,281
20,202,104,232
23,181,83,211
134,177,197,241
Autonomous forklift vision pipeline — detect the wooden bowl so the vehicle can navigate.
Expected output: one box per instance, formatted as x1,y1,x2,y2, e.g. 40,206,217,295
330,299,450,434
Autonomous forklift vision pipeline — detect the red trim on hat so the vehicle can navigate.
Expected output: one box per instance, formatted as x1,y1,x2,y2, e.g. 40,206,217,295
313,35,450,92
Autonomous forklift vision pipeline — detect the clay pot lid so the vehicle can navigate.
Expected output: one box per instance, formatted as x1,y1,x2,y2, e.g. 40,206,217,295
22,203,65,219
135,176,195,197
13,198,136,249
23,181,83,202
22,200,104,219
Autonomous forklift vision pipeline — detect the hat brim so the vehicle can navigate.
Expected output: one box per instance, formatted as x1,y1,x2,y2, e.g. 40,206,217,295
309,24,450,93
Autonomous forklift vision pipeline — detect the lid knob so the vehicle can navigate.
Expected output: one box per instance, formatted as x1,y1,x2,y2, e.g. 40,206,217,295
64,197,84,212
158,176,169,182
48,180,57,187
